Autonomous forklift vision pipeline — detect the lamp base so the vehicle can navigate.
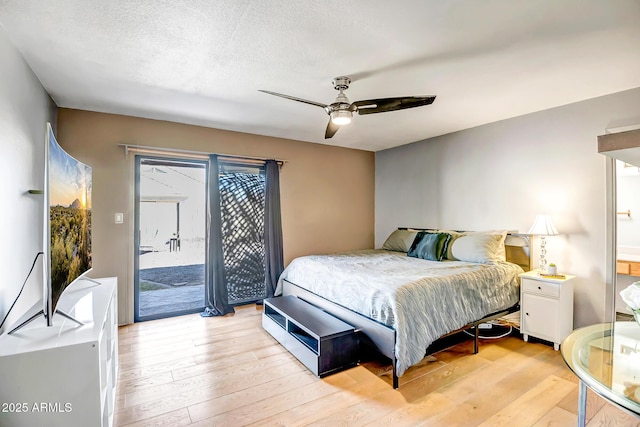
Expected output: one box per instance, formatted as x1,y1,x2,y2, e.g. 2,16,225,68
538,236,548,273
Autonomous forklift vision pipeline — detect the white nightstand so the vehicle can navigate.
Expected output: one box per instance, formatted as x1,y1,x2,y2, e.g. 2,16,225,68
519,269,575,350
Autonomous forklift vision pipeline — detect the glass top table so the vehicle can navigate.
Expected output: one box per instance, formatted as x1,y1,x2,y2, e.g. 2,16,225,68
561,321,640,426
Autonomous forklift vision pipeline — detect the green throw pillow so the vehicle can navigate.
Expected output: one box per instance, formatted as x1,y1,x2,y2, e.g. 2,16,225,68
407,232,451,261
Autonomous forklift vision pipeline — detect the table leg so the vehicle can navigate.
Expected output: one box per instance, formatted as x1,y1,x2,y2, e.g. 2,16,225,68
578,380,587,427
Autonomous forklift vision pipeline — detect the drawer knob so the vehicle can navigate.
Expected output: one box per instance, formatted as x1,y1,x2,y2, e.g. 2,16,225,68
537,286,541,290
525,312,529,316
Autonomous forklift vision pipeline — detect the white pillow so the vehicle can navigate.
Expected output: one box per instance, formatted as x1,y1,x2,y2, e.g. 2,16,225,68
381,229,418,253
467,230,508,261
450,234,502,263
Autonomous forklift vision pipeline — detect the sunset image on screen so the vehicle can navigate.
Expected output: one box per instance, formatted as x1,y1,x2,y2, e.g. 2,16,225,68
48,129,92,311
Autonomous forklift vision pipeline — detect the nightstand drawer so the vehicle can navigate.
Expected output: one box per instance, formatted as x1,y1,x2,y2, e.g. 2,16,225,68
522,278,560,298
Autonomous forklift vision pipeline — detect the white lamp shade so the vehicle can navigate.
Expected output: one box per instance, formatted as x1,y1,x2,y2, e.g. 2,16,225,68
527,214,559,236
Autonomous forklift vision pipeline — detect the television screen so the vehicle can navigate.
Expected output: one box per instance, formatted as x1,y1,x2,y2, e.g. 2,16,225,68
46,124,92,322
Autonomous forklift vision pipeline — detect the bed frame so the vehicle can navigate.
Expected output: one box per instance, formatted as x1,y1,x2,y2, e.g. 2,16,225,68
281,230,531,389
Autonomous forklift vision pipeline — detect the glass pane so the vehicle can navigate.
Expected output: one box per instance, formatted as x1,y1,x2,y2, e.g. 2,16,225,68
136,158,206,320
220,170,267,304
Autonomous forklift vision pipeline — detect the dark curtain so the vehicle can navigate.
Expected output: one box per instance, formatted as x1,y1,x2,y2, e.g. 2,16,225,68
264,159,284,298
201,154,235,317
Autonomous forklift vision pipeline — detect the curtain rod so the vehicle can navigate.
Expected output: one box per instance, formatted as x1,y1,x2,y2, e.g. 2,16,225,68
119,143,286,166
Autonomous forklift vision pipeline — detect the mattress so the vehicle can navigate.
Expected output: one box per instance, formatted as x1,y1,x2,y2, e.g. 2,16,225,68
276,249,523,376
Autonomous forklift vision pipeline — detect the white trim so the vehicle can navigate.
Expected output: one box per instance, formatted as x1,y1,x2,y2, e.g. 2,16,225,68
604,124,640,134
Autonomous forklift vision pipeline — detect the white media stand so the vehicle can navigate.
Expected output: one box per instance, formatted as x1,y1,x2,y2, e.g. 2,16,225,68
0,277,118,427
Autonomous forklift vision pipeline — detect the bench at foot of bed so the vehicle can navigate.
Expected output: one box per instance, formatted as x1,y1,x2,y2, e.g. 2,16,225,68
262,296,359,377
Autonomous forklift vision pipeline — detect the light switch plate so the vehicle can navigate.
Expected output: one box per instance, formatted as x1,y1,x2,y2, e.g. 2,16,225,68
115,213,124,224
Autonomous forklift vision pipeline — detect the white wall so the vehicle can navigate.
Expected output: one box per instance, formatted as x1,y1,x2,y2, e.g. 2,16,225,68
0,25,56,333
376,87,640,328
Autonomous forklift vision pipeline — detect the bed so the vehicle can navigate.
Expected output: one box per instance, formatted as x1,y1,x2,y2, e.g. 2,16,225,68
275,228,531,388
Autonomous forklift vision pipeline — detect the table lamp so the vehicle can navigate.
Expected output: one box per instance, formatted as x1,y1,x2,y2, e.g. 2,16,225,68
527,214,559,273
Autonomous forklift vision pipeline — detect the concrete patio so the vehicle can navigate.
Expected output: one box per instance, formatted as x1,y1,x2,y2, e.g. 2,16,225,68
138,240,205,318
138,237,267,318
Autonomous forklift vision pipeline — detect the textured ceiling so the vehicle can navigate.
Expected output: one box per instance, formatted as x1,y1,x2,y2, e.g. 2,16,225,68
1,0,640,151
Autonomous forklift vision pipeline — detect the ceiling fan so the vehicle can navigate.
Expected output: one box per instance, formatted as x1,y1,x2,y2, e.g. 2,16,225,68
259,76,436,139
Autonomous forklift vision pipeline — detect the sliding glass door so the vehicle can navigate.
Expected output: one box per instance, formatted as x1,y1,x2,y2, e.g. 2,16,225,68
134,157,207,321
134,156,269,321
219,162,267,304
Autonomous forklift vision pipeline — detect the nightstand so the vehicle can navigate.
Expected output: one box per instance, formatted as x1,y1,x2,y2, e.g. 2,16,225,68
519,269,575,350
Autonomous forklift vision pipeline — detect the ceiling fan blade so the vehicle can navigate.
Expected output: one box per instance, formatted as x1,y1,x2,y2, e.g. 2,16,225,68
259,90,327,108
325,120,339,139
353,96,436,115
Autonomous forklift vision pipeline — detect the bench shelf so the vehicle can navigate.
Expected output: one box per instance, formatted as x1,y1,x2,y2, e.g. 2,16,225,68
262,296,358,377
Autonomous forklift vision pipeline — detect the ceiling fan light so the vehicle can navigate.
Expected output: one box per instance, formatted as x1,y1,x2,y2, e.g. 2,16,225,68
330,110,352,125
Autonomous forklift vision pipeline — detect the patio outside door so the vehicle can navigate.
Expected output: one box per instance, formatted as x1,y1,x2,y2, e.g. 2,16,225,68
134,157,207,321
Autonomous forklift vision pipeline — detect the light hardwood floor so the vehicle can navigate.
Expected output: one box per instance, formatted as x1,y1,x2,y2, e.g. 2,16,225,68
114,304,639,426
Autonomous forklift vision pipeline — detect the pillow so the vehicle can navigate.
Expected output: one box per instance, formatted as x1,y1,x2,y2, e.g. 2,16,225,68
446,229,509,261
407,232,451,261
473,230,508,261
436,229,465,260
450,233,502,263
382,229,418,253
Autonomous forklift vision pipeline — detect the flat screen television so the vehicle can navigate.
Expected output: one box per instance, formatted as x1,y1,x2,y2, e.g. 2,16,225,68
7,124,92,334
44,123,92,326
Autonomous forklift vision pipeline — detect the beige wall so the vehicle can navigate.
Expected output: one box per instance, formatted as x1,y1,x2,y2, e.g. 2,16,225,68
57,109,375,324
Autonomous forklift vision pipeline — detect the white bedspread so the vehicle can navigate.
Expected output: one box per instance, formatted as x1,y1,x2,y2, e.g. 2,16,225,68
276,249,522,376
